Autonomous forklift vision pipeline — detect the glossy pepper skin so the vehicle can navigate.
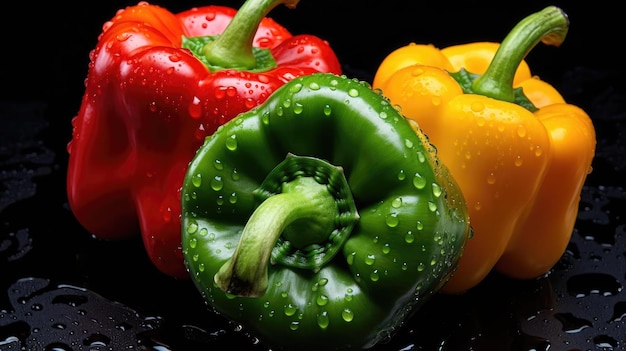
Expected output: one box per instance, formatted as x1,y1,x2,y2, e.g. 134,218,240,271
66,0,341,278
373,6,596,294
181,73,471,350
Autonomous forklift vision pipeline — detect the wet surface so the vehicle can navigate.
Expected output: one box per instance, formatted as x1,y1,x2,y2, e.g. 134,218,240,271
1,0,625,350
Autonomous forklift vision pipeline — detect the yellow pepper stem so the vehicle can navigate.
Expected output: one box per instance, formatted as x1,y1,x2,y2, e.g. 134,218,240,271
472,6,569,102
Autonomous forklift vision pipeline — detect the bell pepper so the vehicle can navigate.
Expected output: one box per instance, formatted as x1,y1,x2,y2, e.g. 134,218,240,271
372,6,596,294
180,73,471,349
66,0,341,278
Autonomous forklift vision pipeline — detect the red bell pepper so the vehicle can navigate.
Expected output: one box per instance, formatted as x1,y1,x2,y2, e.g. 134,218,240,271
66,0,341,279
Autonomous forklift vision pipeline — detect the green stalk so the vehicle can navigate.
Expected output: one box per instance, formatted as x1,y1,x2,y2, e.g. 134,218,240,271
214,155,359,297
472,6,569,102
202,0,299,70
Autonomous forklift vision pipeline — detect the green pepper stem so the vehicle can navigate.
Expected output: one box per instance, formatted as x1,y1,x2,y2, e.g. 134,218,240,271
472,6,569,102
202,0,299,70
214,176,339,297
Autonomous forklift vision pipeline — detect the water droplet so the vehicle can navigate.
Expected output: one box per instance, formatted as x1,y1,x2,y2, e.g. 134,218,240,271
405,139,414,148
397,170,406,181
382,243,391,254
379,111,388,119
229,192,237,204
213,159,223,170
323,104,332,116
369,269,382,282
231,169,240,181
153,207,168,223
214,86,227,99
385,213,399,227
317,311,329,329
517,125,527,138
348,88,359,97
261,111,270,125
364,254,375,265
487,173,496,184
211,176,223,191
116,33,132,42
567,273,622,297
405,231,415,243
225,134,238,151
244,98,255,109
413,173,426,189
186,221,198,234
284,303,297,316
189,237,197,249
289,83,303,93
191,173,202,187
416,151,426,163
610,301,626,322
417,262,425,272
470,101,485,112
293,102,304,114
290,321,300,330
411,67,424,76
341,308,354,322
554,312,592,333
514,155,523,167
416,221,424,230
391,197,402,208
432,183,442,197
534,145,543,157
346,251,356,265
594,335,618,349
318,278,328,286
309,82,320,90
204,12,216,21
428,201,437,212
316,294,329,306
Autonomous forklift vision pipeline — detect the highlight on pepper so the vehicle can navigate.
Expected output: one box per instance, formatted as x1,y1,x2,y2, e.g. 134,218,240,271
66,0,341,279
373,6,596,294
181,73,472,350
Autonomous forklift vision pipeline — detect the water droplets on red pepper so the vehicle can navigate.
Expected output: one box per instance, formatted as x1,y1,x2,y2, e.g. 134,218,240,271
116,33,132,42
188,96,202,119
205,11,217,21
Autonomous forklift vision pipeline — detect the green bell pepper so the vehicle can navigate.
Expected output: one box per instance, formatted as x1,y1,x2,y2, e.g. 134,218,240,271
181,73,471,350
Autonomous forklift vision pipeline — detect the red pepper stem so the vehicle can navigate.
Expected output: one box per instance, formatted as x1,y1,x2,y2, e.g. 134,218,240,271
202,0,300,70
214,176,338,297
472,6,569,102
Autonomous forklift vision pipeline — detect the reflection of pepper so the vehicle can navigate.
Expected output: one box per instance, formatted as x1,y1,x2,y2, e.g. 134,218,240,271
373,7,596,293
181,73,471,349
66,0,341,278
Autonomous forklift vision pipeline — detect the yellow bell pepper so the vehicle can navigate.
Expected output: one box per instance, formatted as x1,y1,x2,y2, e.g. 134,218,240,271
373,6,596,294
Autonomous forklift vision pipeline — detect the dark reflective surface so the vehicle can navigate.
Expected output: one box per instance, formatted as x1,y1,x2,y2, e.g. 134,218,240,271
1,0,624,350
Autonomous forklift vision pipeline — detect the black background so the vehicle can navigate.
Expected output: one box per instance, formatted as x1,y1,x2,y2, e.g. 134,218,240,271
1,1,625,350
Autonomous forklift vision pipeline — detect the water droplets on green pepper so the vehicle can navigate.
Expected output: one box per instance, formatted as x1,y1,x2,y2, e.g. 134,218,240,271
181,73,471,350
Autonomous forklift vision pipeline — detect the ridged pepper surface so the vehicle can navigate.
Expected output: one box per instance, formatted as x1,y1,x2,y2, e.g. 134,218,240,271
181,73,471,349
373,6,596,293
66,0,341,278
